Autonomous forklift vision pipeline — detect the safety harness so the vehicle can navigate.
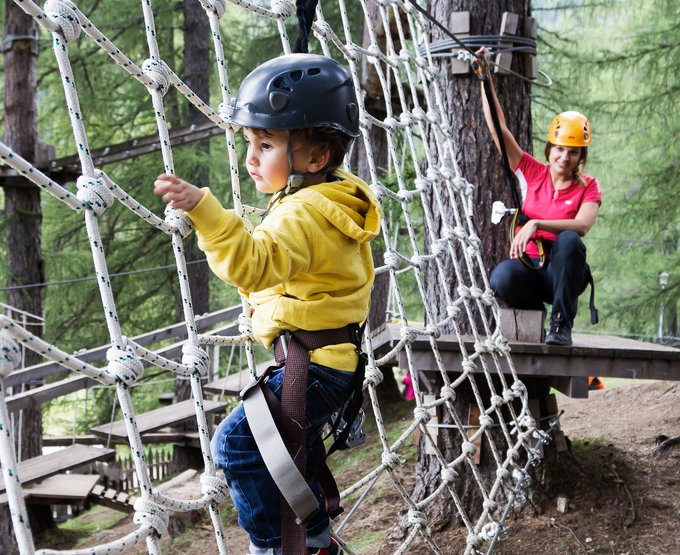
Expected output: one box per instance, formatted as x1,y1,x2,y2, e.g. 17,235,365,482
240,324,366,553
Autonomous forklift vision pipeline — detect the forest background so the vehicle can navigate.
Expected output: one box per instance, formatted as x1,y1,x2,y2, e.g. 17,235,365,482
0,0,678,430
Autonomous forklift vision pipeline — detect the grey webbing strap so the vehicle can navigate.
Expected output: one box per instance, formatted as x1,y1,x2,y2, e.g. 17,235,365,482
242,384,319,524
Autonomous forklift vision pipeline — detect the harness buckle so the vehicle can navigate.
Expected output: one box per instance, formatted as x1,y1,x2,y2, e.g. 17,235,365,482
238,366,274,401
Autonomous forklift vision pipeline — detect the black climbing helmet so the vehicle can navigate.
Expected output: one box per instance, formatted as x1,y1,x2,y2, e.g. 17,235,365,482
230,53,360,137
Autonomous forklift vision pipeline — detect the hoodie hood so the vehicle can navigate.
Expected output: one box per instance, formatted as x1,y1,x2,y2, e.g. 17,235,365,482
276,168,381,243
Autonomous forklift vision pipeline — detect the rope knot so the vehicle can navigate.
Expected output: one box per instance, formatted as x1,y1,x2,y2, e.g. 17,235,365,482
496,467,511,481
45,0,81,42
511,381,526,395
429,239,446,258
490,395,504,409
370,183,386,203
462,441,477,457
446,304,460,319
381,451,400,469
409,254,426,271
106,344,143,386
237,313,253,339
411,107,427,122
164,205,193,238
413,406,430,424
519,414,536,429
383,116,399,131
461,360,476,374
483,499,499,513
502,388,515,403
205,0,227,18
364,366,383,387
399,327,417,344
0,332,21,379
407,509,426,526
440,467,458,484
425,323,440,338
76,173,113,215
383,249,401,271
466,533,482,549
440,384,456,402
452,176,468,192
142,59,170,95
271,0,296,19
479,415,494,428
133,498,169,537
182,344,210,377
200,473,229,503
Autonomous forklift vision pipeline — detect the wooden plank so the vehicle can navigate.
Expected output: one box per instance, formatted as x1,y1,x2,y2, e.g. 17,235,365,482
0,121,226,186
7,374,96,413
522,16,538,80
43,432,196,446
26,474,99,503
379,325,680,396
0,474,100,505
500,308,545,343
4,305,241,388
465,405,482,465
495,12,520,73
0,445,114,495
423,394,439,456
203,360,275,396
90,399,228,442
448,12,470,75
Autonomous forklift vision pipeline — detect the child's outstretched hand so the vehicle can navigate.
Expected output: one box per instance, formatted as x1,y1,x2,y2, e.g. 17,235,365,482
153,174,203,212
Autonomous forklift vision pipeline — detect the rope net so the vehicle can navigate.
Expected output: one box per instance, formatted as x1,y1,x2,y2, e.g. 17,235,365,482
0,0,543,553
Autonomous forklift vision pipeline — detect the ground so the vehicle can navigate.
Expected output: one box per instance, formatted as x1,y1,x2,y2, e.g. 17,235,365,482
36,380,680,554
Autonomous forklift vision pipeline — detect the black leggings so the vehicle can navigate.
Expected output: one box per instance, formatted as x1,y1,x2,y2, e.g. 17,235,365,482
489,230,589,326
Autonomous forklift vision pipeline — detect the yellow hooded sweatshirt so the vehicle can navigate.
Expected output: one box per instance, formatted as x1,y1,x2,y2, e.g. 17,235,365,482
186,168,382,371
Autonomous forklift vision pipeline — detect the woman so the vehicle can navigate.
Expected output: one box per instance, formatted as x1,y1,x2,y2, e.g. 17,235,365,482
477,48,601,346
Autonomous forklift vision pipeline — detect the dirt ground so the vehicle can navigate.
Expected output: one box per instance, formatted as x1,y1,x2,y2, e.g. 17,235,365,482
36,380,680,554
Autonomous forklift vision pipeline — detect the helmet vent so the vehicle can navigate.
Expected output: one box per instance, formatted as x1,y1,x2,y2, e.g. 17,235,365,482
290,70,303,82
272,76,292,91
307,67,321,76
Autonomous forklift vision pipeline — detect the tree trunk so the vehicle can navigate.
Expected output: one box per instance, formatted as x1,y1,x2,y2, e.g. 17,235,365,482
414,0,533,528
174,0,211,408
1,1,51,550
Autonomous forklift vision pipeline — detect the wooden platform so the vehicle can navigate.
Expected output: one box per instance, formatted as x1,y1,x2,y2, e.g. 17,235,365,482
90,399,228,442
0,473,101,506
0,445,114,504
372,325,680,399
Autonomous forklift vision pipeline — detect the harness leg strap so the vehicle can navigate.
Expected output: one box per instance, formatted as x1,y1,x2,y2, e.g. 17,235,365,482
241,384,319,525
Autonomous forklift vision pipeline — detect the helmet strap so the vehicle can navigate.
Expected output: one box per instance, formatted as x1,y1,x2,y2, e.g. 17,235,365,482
283,132,333,194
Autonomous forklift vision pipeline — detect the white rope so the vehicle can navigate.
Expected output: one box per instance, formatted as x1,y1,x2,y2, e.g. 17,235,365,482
0,0,547,553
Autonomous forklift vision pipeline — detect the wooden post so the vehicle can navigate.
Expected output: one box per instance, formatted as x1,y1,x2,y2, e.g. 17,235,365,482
522,17,538,80
494,12,520,73
448,12,471,75
500,307,546,342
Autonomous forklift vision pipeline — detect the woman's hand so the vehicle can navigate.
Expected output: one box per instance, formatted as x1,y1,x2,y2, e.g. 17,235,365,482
510,220,538,259
153,173,203,212
473,47,491,76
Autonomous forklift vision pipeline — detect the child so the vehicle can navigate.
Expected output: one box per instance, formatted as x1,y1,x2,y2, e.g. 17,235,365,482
154,54,381,555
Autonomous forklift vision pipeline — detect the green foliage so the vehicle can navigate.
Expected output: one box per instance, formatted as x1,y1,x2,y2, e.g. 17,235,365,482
535,0,680,342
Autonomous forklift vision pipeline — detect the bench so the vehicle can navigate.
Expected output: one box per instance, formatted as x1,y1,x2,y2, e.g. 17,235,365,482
90,399,228,443
0,445,114,504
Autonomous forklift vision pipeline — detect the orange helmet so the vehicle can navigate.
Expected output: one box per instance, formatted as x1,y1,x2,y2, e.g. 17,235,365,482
547,111,591,147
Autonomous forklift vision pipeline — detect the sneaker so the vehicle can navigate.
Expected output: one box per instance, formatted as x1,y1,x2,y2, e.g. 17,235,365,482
545,312,572,346
588,376,605,390
308,538,342,555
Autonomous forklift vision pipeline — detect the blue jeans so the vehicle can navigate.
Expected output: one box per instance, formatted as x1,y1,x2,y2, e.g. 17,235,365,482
489,230,589,325
211,363,354,549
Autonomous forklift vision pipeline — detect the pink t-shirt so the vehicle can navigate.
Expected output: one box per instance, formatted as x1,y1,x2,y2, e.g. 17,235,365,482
514,152,602,257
